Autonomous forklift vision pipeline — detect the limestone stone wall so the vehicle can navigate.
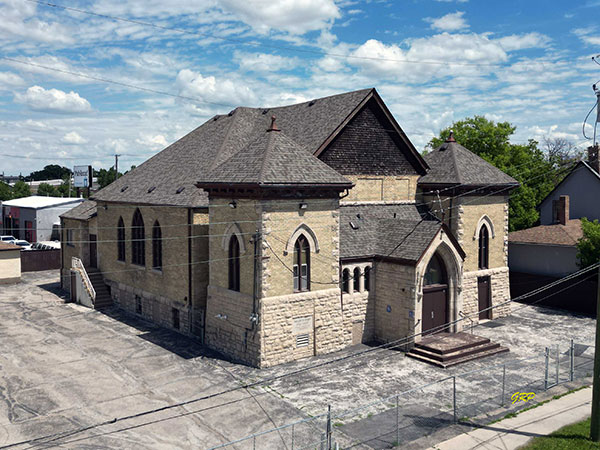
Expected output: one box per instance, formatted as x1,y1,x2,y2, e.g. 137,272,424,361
455,195,509,272
205,285,260,366
261,198,340,298
97,203,191,304
340,262,375,343
343,175,420,203
208,199,259,296
106,278,191,333
373,262,416,344
96,202,208,335
462,267,511,322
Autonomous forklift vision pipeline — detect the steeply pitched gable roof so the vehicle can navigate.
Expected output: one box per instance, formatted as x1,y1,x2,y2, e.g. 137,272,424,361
419,136,518,188
92,88,428,207
197,125,352,188
339,204,465,262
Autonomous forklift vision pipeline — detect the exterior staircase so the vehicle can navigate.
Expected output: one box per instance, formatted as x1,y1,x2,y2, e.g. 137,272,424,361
87,268,113,309
406,332,508,368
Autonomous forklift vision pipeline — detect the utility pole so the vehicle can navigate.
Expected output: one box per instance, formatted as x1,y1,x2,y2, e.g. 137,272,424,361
114,154,120,179
591,264,600,441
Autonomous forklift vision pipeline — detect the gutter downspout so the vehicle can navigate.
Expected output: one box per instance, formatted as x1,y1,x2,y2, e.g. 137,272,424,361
187,208,193,337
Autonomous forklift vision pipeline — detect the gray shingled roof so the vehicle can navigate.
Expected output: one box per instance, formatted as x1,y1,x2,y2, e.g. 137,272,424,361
93,89,373,207
197,128,352,187
59,200,97,221
340,204,443,261
419,139,519,187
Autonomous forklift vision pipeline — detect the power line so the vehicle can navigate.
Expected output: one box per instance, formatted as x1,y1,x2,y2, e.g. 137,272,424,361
0,57,234,108
3,262,596,449
25,0,509,68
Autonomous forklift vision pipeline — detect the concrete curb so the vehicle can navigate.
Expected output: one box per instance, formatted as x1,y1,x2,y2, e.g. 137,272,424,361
429,386,592,450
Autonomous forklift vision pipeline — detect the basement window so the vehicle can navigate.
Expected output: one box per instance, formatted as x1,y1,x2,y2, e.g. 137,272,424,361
296,334,309,348
172,308,180,330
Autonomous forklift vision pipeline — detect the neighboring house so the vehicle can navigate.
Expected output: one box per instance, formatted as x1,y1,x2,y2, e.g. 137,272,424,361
509,196,582,277
2,196,84,242
539,147,600,224
62,88,517,367
0,242,21,284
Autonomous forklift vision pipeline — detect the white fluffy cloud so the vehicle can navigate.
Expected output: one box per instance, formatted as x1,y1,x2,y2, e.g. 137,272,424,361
0,0,73,45
175,69,257,107
135,134,168,149
425,12,468,32
573,27,600,46
61,131,88,145
234,52,298,72
219,0,340,34
15,86,92,114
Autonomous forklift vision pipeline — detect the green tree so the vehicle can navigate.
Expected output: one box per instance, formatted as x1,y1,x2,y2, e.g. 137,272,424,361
428,116,563,231
577,218,600,268
96,167,121,188
37,183,58,197
11,180,31,199
0,182,12,201
27,165,72,181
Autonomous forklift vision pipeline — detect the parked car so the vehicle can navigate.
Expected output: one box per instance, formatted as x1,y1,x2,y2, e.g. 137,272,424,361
1,235,16,243
13,240,32,251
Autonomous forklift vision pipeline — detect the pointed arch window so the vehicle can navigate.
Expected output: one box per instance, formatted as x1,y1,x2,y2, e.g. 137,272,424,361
117,216,125,262
152,220,162,270
424,253,447,286
228,235,240,291
364,267,370,292
353,267,361,293
293,235,310,292
342,268,350,294
478,225,489,270
131,209,145,266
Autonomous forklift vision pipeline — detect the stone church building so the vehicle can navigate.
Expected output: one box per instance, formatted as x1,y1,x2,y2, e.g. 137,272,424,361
61,88,518,367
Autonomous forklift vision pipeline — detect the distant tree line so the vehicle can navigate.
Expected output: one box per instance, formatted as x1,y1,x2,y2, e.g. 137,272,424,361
1,164,137,202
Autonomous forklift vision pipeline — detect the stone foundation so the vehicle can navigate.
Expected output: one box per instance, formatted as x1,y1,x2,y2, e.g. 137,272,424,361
462,266,511,322
106,279,191,335
205,285,260,367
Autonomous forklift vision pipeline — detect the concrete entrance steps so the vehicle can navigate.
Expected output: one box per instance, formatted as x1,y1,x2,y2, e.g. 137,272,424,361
406,332,508,368
87,269,113,309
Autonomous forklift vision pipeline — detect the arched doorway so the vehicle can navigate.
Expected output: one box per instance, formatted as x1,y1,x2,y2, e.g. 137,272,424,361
422,253,448,335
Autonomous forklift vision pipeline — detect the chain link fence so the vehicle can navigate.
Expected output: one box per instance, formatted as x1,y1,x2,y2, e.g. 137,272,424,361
207,340,594,450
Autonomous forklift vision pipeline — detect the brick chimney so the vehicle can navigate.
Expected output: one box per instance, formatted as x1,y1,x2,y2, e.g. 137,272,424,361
557,195,569,225
588,145,600,174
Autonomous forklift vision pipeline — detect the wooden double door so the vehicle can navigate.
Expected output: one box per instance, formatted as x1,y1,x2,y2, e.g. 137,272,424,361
422,285,448,335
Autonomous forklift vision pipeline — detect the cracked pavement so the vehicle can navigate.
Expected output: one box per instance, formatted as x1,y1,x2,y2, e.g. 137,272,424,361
0,271,595,449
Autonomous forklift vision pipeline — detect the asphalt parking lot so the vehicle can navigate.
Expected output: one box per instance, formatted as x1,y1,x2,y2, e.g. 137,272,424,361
0,271,595,449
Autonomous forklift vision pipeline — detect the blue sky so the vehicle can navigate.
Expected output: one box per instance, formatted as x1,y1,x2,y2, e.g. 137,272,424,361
1,0,599,175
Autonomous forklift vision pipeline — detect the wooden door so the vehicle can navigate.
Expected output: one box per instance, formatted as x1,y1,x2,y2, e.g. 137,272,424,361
422,286,448,335
89,234,97,269
478,276,491,320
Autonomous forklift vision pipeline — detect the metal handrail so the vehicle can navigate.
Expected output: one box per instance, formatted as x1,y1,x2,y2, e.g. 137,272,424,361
458,311,474,334
71,257,96,300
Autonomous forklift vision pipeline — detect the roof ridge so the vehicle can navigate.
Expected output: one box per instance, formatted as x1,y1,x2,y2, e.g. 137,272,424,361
449,143,464,185
258,128,278,184
208,107,244,171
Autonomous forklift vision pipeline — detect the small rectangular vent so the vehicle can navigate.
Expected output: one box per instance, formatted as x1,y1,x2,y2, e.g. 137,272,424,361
296,334,309,348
